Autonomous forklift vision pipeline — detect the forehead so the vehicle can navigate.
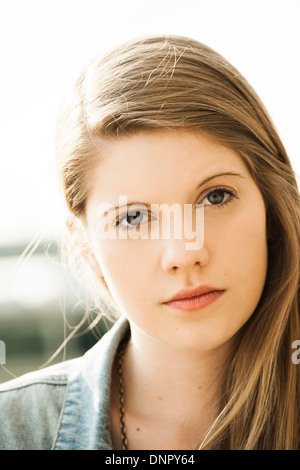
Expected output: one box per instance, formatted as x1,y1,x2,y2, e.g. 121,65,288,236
87,130,248,204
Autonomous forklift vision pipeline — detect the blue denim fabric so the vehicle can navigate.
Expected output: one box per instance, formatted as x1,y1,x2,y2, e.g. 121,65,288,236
0,316,129,450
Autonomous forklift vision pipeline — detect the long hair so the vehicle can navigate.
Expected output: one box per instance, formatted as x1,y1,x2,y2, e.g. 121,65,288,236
55,35,300,449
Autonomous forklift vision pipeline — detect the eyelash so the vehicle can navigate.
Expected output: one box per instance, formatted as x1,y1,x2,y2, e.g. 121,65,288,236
113,186,238,229
113,210,151,230
201,185,238,210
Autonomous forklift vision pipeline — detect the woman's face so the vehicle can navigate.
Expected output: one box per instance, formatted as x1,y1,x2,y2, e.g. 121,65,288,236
85,130,268,352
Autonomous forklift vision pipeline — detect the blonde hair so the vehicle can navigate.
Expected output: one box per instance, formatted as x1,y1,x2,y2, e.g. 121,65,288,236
55,35,300,449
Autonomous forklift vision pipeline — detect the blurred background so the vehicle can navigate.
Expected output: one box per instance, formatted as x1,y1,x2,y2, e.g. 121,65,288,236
0,0,299,382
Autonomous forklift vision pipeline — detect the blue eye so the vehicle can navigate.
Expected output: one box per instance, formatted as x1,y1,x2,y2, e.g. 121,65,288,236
114,210,148,229
201,187,238,208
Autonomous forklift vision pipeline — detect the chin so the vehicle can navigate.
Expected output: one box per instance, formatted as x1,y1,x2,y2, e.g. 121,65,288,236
164,327,235,353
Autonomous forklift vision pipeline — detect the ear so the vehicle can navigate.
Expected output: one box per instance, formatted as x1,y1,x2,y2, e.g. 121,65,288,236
66,215,104,279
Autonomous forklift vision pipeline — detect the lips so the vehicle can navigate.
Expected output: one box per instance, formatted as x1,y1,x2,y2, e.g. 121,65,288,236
164,284,224,303
163,286,225,312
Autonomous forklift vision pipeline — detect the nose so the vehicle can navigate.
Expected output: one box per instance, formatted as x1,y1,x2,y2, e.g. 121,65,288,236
158,202,208,272
161,237,210,273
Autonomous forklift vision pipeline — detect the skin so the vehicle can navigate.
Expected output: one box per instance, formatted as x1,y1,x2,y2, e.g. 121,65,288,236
69,130,268,449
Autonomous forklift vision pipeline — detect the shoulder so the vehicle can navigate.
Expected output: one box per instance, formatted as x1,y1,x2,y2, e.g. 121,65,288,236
0,315,129,450
0,358,76,449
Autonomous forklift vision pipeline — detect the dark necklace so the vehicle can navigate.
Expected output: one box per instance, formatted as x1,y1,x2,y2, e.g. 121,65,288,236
118,340,128,450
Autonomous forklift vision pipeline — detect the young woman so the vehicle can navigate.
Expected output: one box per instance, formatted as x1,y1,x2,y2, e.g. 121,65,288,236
0,35,299,450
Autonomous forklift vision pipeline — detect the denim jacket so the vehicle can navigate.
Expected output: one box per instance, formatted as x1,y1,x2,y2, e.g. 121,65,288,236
0,316,129,450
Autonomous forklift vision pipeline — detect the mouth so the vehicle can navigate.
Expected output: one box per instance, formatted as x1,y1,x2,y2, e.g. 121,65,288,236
163,288,225,312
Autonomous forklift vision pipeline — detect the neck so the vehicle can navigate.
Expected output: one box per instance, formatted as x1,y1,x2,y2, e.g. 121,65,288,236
122,323,233,439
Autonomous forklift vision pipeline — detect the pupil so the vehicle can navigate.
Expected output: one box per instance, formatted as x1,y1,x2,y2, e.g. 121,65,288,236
127,211,141,225
209,191,224,204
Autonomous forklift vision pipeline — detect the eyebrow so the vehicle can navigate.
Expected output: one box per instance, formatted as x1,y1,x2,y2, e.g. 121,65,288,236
100,171,245,213
195,171,245,189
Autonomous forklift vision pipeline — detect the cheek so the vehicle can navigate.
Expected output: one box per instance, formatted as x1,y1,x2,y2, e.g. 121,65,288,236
210,198,268,303
235,201,268,278
94,240,150,308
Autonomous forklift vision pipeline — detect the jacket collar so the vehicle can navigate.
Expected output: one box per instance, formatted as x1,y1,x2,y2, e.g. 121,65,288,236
53,315,130,450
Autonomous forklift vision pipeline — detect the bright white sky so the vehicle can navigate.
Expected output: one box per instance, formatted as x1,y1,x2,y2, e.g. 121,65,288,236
1,0,299,245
